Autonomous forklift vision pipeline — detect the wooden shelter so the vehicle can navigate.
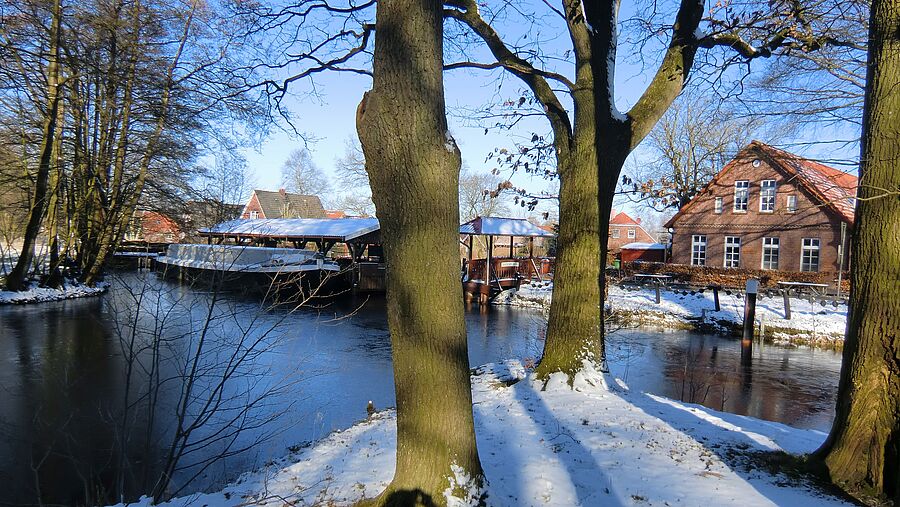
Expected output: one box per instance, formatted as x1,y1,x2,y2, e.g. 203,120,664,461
459,216,556,302
198,218,385,291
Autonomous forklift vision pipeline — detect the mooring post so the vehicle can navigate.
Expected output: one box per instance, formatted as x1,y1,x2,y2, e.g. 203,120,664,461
742,279,759,365
782,288,792,320
655,281,661,304
712,285,721,312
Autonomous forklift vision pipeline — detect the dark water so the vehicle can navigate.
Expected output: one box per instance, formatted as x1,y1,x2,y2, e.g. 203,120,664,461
0,273,842,506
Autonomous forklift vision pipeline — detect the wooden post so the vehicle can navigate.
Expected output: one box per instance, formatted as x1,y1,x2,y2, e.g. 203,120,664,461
486,235,493,290
712,285,721,312
467,235,474,279
742,278,758,354
654,282,661,304
782,288,792,320
508,235,514,258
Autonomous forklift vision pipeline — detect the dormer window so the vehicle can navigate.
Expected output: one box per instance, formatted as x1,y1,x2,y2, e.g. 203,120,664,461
733,181,749,212
760,180,776,212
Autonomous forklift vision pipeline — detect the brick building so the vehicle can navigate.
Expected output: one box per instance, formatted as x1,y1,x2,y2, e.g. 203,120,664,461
241,189,326,219
608,210,655,253
665,141,857,273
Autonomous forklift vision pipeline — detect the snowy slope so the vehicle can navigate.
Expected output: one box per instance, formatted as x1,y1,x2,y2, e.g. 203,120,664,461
135,361,849,507
504,283,847,345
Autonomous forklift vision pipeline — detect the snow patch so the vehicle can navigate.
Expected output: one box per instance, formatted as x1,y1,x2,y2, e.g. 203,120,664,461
444,131,458,153
444,463,483,507
0,280,108,304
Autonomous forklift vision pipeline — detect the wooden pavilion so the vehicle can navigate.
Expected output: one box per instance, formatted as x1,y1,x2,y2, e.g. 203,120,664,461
459,216,555,302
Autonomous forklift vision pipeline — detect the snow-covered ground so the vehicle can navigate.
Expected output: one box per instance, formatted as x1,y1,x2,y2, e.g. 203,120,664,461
0,280,108,304
502,283,847,346
130,361,848,507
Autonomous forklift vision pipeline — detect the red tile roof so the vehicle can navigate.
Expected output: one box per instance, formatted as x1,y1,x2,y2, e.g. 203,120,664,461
752,142,858,223
665,141,858,227
609,211,641,226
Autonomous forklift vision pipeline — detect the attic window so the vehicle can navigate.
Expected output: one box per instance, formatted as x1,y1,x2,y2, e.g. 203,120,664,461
249,210,259,219
787,195,798,213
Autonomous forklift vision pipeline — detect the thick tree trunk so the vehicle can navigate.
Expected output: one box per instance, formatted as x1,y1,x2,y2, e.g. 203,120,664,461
355,0,484,504
535,147,604,379
6,0,62,292
813,0,900,503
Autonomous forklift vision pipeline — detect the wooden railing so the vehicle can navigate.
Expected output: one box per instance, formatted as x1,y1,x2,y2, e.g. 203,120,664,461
463,257,554,284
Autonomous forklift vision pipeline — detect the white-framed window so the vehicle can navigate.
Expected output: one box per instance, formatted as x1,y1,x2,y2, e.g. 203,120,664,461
724,236,741,268
611,228,620,239
786,195,798,213
627,228,636,239
714,197,723,214
691,235,707,266
760,180,777,212
761,237,780,270
733,181,749,212
801,238,820,272
249,210,259,219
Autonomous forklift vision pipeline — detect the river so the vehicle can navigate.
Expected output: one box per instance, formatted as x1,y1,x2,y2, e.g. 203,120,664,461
0,272,842,506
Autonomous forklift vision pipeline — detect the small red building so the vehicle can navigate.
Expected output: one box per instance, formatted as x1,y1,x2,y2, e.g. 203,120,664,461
608,210,655,253
620,242,667,263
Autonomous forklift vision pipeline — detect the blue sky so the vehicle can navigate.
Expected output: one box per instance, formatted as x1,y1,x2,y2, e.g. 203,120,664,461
237,2,861,222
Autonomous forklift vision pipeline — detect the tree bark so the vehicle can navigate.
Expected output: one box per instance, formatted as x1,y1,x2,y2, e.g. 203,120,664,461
5,0,62,292
813,0,900,502
356,0,484,504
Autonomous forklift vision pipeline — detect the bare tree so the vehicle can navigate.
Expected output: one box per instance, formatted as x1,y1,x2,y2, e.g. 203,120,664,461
459,167,509,221
622,93,783,211
281,148,331,197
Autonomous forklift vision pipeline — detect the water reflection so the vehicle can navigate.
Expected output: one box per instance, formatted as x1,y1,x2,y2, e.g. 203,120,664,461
606,329,841,431
0,273,841,506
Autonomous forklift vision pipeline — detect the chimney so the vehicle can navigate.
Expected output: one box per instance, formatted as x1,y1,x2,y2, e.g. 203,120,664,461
278,188,286,196
636,217,642,224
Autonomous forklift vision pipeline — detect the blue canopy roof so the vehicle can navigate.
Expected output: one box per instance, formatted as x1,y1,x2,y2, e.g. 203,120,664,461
199,218,380,242
459,217,555,237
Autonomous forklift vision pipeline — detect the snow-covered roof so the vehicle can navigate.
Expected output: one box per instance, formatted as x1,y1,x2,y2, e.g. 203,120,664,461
199,218,380,242
460,217,555,237
621,242,666,250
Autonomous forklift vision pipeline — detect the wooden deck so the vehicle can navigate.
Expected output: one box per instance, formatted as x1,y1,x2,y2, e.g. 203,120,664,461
462,257,553,302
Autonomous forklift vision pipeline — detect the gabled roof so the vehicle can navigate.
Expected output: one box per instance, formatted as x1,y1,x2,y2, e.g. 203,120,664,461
665,141,858,228
753,142,857,223
460,216,556,237
609,211,641,226
251,189,326,219
200,218,380,242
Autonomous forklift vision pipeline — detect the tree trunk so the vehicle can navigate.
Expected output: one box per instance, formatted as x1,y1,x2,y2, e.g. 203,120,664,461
813,0,900,503
355,0,484,503
5,0,62,292
535,147,604,379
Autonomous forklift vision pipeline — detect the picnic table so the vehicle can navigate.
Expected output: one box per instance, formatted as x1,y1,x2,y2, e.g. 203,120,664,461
776,281,829,319
634,273,673,304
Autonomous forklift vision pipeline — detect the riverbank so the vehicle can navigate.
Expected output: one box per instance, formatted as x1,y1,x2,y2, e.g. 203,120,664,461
0,280,108,304
499,283,847,349
128,360,849,507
